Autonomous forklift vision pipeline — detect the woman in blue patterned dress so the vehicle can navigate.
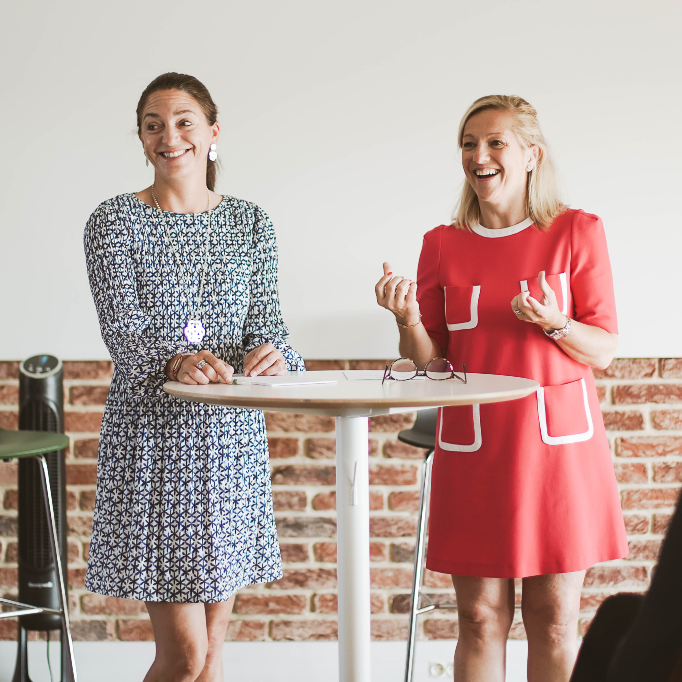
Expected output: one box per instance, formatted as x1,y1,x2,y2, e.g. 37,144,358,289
83,72,304,682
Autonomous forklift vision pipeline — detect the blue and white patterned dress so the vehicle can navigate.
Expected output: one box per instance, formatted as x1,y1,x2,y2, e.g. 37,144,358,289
83,193,304,602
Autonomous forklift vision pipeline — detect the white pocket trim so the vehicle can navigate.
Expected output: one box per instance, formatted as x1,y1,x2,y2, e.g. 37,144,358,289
520,272,568,316
558,272,568,315
445,285,481,331
438,404,482,452
536,378,594,445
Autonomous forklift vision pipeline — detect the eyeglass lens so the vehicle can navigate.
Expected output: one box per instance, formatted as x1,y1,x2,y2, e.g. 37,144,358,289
390,358,418,381
424,357,454,380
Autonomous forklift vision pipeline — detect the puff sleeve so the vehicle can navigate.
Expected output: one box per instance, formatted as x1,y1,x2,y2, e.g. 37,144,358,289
241,206,305,371
416,225,449,352
83,202,186,397
570,210,618,334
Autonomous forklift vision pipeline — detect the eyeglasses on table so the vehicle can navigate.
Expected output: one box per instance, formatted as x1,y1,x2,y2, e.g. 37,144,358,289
382,358,467,385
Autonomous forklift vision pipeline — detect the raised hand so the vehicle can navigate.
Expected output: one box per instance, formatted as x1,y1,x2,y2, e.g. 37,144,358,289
375,262,420,326
243,343,287,377
510,270,566,332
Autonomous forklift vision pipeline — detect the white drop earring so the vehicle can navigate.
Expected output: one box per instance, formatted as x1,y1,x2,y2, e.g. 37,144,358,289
208,143,217,162
145,152,149,167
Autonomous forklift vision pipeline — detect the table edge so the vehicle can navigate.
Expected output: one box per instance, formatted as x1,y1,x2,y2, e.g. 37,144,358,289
162,383,540,411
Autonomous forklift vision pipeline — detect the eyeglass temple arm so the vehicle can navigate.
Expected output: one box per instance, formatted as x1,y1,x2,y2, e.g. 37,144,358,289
452,363,467,384
382,365,390,385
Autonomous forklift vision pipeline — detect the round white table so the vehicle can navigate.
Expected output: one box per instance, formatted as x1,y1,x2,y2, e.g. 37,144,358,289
164,370,538,682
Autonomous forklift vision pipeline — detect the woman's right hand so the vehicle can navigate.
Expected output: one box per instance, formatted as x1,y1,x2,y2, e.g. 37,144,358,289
375,262,420,326
177,350,234,385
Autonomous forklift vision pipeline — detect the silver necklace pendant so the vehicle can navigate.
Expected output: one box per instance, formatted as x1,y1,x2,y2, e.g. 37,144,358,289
151,186,213,348
183,319,206,344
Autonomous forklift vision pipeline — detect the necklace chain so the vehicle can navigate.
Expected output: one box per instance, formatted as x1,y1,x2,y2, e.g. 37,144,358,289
151,186,212,331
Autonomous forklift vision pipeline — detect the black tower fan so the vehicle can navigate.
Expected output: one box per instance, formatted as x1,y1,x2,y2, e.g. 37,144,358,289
14,354,69,682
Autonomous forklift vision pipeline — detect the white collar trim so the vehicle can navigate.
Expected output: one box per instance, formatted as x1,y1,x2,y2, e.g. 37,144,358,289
470,217,533,238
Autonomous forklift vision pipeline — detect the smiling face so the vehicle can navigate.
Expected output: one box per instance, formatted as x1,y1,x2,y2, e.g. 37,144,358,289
139,89,219,184
461,108,539,213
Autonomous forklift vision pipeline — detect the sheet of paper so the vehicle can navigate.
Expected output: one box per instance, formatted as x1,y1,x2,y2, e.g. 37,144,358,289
342,370,385,381
233,374,337,387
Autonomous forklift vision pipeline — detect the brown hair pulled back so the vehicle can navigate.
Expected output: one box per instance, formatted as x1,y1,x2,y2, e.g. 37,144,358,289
137,72,219,191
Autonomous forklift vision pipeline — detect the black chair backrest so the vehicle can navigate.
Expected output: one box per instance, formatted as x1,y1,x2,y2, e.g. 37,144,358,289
571,490,682,682
397,408,438,450
605,492,682,682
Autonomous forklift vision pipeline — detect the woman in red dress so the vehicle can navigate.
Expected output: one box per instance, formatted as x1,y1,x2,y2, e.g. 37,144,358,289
375,95,628,682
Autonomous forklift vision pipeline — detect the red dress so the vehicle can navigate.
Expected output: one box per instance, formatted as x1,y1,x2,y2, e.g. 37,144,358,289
417,209,628,578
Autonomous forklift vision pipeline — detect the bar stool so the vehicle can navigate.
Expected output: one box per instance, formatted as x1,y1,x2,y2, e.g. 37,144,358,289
0,428,78,682
400,409,456,682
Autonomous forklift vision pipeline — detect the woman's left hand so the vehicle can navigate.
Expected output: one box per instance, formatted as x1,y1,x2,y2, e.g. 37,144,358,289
243,343,288,377
510,271,567,332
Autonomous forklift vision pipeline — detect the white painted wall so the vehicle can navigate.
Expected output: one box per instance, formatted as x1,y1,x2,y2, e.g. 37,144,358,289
1,0,680,360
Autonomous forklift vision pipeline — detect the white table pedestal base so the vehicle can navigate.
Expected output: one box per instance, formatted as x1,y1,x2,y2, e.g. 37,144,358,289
335,416,371,682
163,372,539,682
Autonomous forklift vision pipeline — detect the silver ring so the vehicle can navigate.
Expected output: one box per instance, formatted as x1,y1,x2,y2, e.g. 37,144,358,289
196,360,207,369
514,309,522,315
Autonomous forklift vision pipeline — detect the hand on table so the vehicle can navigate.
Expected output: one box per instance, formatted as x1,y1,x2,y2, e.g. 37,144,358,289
375,262,421,326
243,343,287,377
177,351,234,385
510,270,566,332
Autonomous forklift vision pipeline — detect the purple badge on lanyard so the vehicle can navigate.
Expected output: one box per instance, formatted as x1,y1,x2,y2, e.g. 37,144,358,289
183,319,206,344
152,186,213,349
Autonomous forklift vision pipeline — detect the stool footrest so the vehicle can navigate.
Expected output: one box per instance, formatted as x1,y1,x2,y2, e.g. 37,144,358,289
416,590,457,611
416,603,457,615
0,596,64,619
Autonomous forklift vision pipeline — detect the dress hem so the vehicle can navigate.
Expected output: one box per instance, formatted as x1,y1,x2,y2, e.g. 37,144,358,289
83,571,284,603
426,545,629,579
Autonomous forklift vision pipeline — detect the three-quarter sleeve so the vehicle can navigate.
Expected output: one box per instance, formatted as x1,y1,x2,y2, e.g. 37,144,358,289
84,203,186,397
241,207,305,371
416,225,449,352
570,210,618,334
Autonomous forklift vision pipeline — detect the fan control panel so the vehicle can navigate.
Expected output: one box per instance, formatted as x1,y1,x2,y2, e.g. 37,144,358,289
20,355,62,378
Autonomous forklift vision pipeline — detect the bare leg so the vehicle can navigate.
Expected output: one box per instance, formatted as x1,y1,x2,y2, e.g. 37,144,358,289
196,598,236,682
522,571,585,682
143,602,209,682
144,598,236,682
452,576,515,682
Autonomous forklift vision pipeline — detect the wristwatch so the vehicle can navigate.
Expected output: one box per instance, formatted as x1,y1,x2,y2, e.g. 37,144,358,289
544,317,572,341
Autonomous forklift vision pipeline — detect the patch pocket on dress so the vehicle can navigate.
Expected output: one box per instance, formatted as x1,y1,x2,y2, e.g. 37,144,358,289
445,285,481,331
520,272,568,315
536,378,594,445
438,405,482,452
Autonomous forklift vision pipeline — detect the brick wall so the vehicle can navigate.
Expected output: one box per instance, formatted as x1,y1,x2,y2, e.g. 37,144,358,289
1,358,681,642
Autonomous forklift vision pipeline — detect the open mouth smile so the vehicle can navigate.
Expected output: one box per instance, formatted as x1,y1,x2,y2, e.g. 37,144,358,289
474,168,501,179
160,149,191,159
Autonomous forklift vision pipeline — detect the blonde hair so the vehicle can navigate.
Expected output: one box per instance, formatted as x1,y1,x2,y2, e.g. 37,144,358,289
453,95,565,231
